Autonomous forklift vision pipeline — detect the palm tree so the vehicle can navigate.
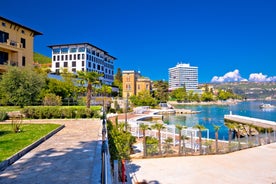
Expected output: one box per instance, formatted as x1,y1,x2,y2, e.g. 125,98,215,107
139,123,150,157
77,71,103,108
255,126,263,146
248,124,254,147
152,123,165,155
193,124,206,155
175,124,187,155
225,122,235,152
213,124,221,154
235,123,242,150
181,135,189,156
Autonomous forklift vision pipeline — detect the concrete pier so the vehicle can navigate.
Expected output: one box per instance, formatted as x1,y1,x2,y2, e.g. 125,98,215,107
224,114,276,130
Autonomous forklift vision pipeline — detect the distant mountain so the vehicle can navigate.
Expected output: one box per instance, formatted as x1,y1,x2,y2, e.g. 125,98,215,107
33,52,51,64
212,82,276,100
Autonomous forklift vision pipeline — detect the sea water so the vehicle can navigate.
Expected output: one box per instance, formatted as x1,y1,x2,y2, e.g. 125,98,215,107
164,100,276,140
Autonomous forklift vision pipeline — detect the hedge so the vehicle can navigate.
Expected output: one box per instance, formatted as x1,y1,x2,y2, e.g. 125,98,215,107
20,106,101,119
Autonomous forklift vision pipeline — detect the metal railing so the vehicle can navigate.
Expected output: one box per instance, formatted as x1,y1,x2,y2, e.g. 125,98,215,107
101,112,113,184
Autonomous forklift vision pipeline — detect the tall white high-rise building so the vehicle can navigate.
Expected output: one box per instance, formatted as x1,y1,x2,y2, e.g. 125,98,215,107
169,63,198,91
49,43,116,85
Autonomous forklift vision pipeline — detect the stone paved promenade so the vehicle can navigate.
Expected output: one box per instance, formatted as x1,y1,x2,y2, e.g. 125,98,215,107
129,142,276,184
0,119,102,184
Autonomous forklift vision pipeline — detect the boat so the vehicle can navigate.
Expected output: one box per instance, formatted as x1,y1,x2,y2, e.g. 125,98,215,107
259,103,275,109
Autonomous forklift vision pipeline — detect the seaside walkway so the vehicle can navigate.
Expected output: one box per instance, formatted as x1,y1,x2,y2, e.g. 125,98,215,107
0,119,102,184
129,142,276,183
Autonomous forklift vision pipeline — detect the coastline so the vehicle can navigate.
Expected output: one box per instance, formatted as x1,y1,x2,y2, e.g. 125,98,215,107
168,99,241,106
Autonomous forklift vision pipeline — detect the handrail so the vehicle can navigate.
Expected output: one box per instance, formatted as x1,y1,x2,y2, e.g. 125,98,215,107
101,112,112,184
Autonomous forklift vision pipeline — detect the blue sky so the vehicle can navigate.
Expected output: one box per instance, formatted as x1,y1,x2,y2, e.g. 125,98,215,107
2,0,276,83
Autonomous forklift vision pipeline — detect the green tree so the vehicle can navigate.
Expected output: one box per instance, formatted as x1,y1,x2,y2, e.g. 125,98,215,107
170,87,187,102
130,90,157,107
213,124,221,153
193,124,206,155
77,71,103,108
254,126,263,146
152,80,169,103
139,123,150,157
175,124,187,155
225,122,236,152
152,123,165,155
163,137,173,154
0,66,45,107
201,91,214,102
113,68,122,97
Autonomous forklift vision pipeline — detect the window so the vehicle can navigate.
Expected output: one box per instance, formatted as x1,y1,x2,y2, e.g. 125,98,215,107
53,48,60,54
22,56,26,66
82,61,85,66
77,54,80,60
61,48,69,53
21,30,25,34
138,85,140,90
0,51,8,65
93,63,96,69
55,69,60,74
97,64,100,70
72,61,76,67
72,68,76,72
70,48,77,53
0,31,9,43
56,62,60,68
88,62,91,68
21,38,26,48
61,55,64,61
65,55,68,60
2,22,6,27
64,62,68,67
78,47,85,52
53,56,56,61
69,55,72,60
57,55,60,61
73,54,76,60
82,54,85,59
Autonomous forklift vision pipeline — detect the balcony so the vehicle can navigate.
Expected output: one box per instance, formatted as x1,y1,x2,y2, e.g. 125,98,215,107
7,39,22,48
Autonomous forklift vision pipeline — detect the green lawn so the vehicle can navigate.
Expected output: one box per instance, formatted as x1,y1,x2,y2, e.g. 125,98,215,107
0,123,61,162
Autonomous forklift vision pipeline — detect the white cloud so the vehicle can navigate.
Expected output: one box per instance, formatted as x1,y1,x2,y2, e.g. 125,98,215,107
211,69,247,83
249,73,276,82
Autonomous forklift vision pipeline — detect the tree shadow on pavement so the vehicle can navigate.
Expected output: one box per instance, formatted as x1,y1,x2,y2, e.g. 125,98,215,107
0,140,102,184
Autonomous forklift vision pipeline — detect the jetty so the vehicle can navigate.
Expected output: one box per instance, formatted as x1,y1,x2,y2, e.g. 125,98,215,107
224,114,276,130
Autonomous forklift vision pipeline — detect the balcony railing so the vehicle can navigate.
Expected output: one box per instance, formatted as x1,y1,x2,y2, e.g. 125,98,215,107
5,39,22,48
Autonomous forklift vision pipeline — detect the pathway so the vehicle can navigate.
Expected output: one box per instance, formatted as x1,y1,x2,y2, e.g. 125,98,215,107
0,119,102,184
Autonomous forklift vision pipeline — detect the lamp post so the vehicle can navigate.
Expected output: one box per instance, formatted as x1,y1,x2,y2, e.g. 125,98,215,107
124,93,129,131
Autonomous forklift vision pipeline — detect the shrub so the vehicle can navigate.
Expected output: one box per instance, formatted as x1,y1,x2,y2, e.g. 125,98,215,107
43,93,62,106
20,106,99,119
146,136,158,156
11,116,23,133
0,111,8,121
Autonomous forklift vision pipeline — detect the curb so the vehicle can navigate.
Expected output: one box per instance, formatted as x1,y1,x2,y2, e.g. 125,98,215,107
0,124,65,171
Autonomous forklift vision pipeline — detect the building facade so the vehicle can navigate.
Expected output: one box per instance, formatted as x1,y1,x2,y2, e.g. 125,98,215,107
49,43,116,85
169,63,198,91
122,70,151,98
0,16,42,72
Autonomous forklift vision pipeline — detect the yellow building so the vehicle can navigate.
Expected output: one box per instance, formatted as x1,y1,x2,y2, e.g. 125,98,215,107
0,16,42,72
122,70,151,98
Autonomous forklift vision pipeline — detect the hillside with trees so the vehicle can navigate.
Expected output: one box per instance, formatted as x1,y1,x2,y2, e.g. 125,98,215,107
212,82,276,100
33,52,51,64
